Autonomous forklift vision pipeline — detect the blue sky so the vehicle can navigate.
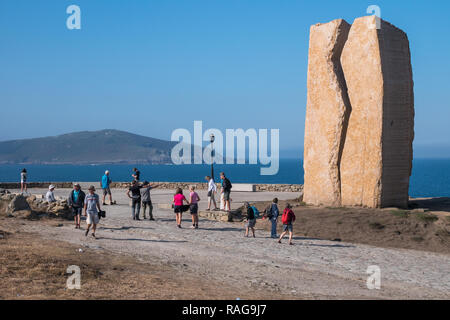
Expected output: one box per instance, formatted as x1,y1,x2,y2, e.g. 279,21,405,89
0,0,449,158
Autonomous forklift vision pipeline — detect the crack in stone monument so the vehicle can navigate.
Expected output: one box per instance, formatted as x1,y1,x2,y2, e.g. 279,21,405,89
304,16,414,209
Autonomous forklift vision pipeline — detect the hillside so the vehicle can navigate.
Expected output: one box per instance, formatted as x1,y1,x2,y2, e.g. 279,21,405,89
0,130,177,165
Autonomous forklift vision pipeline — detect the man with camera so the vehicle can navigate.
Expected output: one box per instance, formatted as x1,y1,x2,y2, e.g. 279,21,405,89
84,185,102,239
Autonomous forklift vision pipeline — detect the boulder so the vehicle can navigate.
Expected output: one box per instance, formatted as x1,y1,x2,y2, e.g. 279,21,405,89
1,194,14,201
303,19,351,207
8,209,33,219
0,188,10,195
8,195,32,213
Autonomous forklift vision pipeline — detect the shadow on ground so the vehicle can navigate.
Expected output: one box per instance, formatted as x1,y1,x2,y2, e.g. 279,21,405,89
409,197,450,213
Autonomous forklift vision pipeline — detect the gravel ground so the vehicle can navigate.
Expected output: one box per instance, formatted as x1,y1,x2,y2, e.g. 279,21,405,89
12,188,450,299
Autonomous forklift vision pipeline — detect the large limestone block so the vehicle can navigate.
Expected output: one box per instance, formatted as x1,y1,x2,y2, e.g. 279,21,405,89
340,16,414,208
303,19,351,206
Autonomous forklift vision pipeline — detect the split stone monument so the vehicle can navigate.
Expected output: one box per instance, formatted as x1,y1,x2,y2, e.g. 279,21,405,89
303,16,414,208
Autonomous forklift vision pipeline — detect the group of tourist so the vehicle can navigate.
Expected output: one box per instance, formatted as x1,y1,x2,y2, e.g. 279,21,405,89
243,199,295,245
205,172,232,211
19,168,296,244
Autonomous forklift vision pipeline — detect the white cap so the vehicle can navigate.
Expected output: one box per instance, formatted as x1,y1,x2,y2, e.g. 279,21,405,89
49,185,55,190
105,170,110,174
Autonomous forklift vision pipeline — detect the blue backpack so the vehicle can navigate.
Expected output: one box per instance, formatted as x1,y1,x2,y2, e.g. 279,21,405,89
251,206,260,218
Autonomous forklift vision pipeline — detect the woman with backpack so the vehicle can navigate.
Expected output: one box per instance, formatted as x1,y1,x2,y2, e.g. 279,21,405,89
244,202,256,238
220,172,232,212
278,203,296,245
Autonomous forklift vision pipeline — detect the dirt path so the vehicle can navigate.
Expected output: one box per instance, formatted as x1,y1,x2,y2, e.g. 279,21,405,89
2,188,450,299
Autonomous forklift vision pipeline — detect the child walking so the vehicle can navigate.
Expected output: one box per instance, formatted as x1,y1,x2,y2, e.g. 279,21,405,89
189,185,200,229
244,202,256,238
278,203,296,245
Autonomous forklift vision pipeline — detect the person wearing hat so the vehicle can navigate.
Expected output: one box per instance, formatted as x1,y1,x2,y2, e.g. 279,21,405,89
45,185,56,203
141,180,159,220
84,185,101,239
68,183,86,229
101,170,115,205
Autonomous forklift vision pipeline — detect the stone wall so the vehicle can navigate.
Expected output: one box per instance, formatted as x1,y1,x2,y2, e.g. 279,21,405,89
111,182,303,193
0,182,303,193
0,182,74,189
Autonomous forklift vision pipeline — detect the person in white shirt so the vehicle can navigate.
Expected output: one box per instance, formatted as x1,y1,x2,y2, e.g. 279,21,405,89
46,185,56,203
205,176,218,211
20,168,27,193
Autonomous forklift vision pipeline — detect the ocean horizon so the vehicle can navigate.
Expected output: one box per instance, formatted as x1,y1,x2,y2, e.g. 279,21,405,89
0,158,449,198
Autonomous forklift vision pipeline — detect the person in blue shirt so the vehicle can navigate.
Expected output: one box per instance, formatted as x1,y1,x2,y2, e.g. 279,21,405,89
101,170,115,205
68,183,85,229
269,198,280,238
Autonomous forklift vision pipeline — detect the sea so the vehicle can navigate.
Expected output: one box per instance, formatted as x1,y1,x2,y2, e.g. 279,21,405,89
0,159,449,198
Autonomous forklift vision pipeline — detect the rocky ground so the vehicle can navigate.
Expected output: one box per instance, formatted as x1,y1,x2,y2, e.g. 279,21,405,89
1,188,449,299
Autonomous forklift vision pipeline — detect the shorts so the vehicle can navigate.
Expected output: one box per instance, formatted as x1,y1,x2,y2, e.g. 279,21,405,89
86,211,99,225
72,207,83,216
102,187,111,196
245,219,256,228
190,203,198,214
283,224,293,232
223,190,231,201
174,204,190,213
207,190,213,197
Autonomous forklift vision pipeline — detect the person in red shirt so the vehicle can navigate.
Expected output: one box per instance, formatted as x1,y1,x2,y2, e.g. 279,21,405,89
173,188,189,228
278,203,296,245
